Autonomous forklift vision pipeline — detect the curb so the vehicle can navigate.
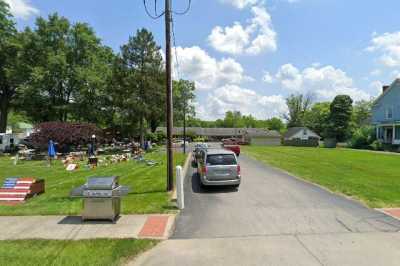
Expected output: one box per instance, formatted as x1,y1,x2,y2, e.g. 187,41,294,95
376,208,400,222
171,152,192,201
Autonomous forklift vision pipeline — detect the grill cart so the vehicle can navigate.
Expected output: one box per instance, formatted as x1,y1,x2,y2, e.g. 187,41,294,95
70,176,129,222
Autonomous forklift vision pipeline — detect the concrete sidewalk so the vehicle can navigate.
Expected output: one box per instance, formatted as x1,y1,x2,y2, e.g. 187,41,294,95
0,214,175,240
131,232,400,266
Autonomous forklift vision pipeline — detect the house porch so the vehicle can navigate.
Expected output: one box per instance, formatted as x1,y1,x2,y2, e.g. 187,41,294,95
376,124,400,145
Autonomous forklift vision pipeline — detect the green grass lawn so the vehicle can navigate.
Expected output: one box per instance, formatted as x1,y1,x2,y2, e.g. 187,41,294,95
0,150,186,215
0,239,158,266
243,146,400,208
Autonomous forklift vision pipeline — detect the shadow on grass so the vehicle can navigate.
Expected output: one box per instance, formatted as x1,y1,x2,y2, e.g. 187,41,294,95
162,205,178,212
191,173,238,194
129,190,166,195
58,215,121,224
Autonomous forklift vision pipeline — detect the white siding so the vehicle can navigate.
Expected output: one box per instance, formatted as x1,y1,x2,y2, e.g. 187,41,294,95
250,137,281,146
286,129,320,140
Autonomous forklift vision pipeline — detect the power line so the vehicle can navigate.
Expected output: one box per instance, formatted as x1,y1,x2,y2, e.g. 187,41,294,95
143,0,165,19
143,0,191,19
172,0,191,15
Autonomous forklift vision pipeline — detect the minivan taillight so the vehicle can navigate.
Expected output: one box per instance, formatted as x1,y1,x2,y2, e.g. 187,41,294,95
237,164,241,175
202,166,208,174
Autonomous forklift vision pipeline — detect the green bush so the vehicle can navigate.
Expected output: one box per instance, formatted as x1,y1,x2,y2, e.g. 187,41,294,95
370,140,383,151
349,126,376,149
145,131,166,144
193,136,207,142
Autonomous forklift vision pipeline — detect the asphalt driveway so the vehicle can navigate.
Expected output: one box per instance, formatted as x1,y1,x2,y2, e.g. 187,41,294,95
132,154,400,266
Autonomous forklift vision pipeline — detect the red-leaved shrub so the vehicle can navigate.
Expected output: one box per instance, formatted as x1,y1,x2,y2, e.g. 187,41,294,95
29,122,102,149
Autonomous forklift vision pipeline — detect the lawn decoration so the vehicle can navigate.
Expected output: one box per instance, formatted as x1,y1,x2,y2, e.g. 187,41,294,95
0,177,45,203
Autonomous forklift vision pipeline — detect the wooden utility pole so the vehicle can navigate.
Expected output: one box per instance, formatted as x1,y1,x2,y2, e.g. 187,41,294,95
165,0,174,191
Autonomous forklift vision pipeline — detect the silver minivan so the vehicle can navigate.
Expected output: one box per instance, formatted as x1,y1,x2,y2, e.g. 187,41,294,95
196,149,241,187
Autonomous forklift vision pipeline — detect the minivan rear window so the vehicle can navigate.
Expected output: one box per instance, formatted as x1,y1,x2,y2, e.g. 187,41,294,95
206,154,237,165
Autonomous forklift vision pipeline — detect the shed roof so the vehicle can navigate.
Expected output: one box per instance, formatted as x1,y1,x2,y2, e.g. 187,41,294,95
283,127,319,139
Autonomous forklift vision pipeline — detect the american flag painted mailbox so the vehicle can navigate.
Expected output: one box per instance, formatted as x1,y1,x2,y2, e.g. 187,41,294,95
0,177,45,202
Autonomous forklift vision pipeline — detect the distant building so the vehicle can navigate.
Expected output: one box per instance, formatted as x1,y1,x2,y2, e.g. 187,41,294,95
244,128,281,146
15,122,34,138
156,127,282,145
283,127,320,147
372,79,400,146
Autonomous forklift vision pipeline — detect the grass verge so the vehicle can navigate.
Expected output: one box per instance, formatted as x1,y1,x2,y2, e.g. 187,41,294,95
0,238,158,266
0,150,186,215
243,146,400,208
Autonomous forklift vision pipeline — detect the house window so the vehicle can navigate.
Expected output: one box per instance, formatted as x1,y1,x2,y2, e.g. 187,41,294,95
378,127,384,139
303,129,307,135
385,107,393,119
396,126,400,140
0,136,2,144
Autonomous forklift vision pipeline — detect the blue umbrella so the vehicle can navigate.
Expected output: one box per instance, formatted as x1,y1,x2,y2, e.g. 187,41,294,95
48,140,56,158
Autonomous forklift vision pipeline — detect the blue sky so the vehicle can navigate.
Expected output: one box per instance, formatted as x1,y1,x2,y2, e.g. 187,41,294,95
6,0,400,120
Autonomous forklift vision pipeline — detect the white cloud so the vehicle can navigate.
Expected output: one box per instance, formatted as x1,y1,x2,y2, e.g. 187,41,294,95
370,69,382,76
369,80,384,95
208,6,277,55
4,0,38,19
173,46,250,90
275,63,372,101
390,70,400,79
366,32,400,67
208,23,250,54
197,84,287,120
262,71,273,83
219,0,260,9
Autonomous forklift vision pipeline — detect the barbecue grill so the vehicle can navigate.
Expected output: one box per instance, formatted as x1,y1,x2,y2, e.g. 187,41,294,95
70,176,129,221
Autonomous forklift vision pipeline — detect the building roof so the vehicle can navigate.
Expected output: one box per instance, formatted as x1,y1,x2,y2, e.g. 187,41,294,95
373,78,400,106
245,128,281,138
16,122,33,129
156,127,275,137
283,127,320,139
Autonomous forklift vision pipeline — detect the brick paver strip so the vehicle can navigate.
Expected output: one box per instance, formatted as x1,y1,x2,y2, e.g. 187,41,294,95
0,201,22,206
383,208,400,219
139,216,169,237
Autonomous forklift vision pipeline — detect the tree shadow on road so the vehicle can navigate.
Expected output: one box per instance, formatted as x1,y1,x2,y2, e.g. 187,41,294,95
191,173,238,194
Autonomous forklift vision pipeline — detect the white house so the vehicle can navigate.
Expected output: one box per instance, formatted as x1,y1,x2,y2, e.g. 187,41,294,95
283,127,320,141
0,133,19,152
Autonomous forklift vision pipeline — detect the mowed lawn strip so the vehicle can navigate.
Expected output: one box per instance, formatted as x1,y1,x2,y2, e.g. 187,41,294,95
0,238,158,266
0,151,186,215
243,146,400,208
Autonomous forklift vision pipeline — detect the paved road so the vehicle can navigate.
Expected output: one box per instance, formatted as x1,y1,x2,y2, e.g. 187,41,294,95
133,154,400,266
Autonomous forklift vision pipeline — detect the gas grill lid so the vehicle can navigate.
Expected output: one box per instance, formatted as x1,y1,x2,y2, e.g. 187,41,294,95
70,185,85,197
113,186,130,197
86,176,119,190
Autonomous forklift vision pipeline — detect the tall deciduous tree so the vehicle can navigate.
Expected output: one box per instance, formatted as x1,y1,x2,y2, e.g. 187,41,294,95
18,14,113,123
304,102,331,137
173,79,195,127
0,1,22,132
264,117,285,132
284,94,313,128
327,95,353,141
120,28,164,144
352,100,373,129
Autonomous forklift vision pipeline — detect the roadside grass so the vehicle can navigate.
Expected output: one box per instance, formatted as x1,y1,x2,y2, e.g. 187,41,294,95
0,150,186,215
242,146,400,208
0,238,158,266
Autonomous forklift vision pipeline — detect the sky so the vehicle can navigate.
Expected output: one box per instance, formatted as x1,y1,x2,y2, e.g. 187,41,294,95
5,0,400,120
